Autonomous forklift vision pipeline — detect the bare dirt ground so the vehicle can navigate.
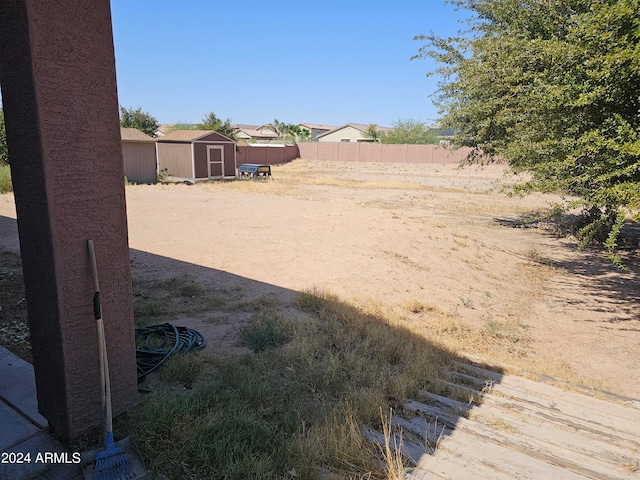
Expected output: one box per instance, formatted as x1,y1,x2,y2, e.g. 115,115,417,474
1,159,638,399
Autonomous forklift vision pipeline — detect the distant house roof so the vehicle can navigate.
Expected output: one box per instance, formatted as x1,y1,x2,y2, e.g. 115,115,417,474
316,123,392,139
156,129,235,142
256,124,279,134
156,124,174,136
298,123,336,132
232,124,278,139
432,128,454,137
155,124,197,137
348,123,392,133
234,123,261,131
120,127,156,142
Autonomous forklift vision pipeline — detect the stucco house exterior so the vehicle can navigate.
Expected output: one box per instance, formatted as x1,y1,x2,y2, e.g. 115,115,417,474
316,123,391,143
233,124,278,144
297,123,336,140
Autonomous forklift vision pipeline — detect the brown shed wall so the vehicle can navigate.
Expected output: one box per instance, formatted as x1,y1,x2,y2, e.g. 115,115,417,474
193,141,236,178
193,142,208,178
224,143,236,175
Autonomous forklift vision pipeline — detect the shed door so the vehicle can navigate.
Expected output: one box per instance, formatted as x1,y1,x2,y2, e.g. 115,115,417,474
207,146,224,178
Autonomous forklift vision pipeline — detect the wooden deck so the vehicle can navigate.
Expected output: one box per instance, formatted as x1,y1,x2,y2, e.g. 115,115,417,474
369,362,640,479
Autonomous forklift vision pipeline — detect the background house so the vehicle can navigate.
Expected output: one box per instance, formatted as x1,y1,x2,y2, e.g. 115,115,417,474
120,127,157,184
431,127,455,145
297,123,336,140
233,124,278,144
156,130,236,180
317,123,391,143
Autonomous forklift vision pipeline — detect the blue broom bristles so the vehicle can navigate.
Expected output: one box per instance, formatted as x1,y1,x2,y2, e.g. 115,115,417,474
91,432,135,480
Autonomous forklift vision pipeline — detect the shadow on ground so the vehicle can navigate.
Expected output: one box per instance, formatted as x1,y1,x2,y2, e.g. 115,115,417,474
3,211,640,479
0,212,510,478
495,214,640,327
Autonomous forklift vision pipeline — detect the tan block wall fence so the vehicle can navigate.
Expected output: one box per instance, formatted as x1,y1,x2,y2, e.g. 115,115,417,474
236,144,301,165
298,142,472,163
236,143,472,167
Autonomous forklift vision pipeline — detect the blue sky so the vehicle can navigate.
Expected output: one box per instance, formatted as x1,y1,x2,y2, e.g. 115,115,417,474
111,1,469,128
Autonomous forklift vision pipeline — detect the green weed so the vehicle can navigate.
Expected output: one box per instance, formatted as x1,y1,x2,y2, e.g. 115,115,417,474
240,308,291,353
0,165,12,193
159,351,206,388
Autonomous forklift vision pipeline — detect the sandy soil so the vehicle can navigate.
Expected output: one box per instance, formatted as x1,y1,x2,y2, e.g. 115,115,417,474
1,160,638,398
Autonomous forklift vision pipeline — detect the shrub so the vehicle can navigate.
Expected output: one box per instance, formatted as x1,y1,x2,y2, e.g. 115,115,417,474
0,165,12,193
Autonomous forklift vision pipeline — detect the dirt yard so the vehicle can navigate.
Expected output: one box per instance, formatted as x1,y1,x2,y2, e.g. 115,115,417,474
1,159,638,398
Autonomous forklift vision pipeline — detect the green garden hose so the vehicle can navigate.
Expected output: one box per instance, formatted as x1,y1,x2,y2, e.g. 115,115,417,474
135,322,206,382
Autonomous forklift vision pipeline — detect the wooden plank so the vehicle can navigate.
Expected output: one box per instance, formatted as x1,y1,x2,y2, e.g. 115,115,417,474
455,361,640,411
404,400,635,479
362,363,640,479
441,382,640,454
448,369,640,435
407,426,593,480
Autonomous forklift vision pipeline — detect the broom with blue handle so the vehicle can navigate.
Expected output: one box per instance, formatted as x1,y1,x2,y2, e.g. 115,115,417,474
88,240,134,480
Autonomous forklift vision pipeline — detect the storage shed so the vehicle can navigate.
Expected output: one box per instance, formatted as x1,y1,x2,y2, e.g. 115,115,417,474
156,130,237,181
120,127,157,184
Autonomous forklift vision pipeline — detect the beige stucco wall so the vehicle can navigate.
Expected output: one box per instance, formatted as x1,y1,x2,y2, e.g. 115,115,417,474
317,126,365,143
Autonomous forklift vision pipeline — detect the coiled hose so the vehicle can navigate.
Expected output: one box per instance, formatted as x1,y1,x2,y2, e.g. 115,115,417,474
135,322,206,383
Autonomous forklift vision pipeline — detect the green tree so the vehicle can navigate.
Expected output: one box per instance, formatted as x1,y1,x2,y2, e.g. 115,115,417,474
120,106,159,137
415,0,640,265
284,124,312,143
261,119,289,139
382,119,439,144
261,119,311,143
196,112,236,140
364,124,384,142
165,122,196,133
0,108,8,165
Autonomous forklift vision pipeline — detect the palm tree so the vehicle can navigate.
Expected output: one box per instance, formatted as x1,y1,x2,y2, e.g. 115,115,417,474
261,119,289,140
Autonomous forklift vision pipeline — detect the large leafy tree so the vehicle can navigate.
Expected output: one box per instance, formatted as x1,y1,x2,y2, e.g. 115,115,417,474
196,112,236,140
0,108,8,165
415,0,640,264
382,119,439,144
120,106,159,137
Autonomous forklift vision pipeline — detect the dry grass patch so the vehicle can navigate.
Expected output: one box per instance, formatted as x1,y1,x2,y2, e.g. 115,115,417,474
400,299,440,315
197,160,431,198
322,292,600,392
118,288,460,479
384,251,430,272
378,409,411,480
132,275,230,325
304,177,426,191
